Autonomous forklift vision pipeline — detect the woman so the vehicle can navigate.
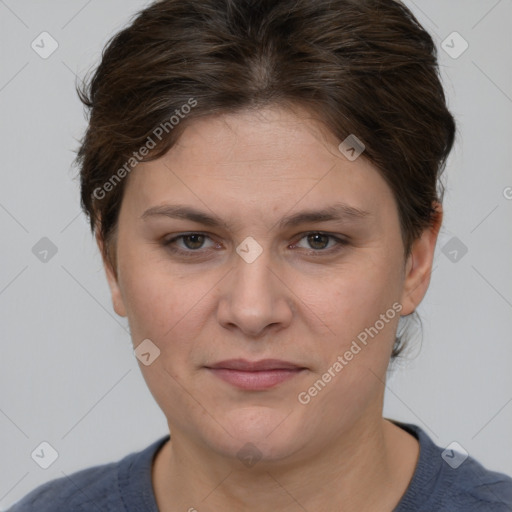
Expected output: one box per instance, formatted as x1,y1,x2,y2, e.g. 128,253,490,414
9,0,512,510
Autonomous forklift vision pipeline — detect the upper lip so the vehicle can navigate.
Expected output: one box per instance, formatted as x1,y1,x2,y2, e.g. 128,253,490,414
206,359,305,371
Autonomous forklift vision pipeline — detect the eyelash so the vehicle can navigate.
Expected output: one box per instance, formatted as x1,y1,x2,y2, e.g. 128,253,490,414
162,232,348,257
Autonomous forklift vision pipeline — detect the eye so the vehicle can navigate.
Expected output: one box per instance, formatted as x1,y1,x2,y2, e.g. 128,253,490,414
292,232,347,252
164,233,218,252
162,231,347,258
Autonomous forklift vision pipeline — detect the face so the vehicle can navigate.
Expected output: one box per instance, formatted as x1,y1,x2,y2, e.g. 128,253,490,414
100,105,440,463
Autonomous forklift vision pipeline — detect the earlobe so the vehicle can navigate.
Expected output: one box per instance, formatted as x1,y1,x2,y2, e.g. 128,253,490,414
95,228,128,318
400,203,443,316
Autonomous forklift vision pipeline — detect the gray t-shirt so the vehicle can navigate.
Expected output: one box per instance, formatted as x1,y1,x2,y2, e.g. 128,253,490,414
7,421,512,511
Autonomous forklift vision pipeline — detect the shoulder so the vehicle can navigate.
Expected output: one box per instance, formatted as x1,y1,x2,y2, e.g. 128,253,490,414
6,460,120,511
393,420,512,512
446,452,512,511
6,436,169,512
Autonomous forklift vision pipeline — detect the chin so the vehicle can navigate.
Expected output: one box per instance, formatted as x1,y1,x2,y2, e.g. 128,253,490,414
202,406,304,463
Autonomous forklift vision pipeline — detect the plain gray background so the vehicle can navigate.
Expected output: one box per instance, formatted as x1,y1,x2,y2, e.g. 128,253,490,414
1,0,511,508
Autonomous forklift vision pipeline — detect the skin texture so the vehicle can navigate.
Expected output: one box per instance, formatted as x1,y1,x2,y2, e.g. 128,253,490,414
98,105,442,511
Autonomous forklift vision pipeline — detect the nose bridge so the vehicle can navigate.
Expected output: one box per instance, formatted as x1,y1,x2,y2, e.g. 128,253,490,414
217,237,292,335
232,239,275,306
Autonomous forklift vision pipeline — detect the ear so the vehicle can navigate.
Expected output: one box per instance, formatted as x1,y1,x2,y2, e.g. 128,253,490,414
95,228,127,318
400,202,443,316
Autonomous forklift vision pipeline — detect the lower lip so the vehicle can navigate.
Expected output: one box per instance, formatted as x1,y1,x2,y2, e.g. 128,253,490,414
207,368,305,390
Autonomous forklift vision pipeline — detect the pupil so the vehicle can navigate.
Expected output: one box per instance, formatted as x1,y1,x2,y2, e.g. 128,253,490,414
308,233,328,250
184,234,204,249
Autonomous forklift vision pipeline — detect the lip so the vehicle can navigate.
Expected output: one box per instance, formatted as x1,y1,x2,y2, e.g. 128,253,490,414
205,359,307,390
207,358,304,371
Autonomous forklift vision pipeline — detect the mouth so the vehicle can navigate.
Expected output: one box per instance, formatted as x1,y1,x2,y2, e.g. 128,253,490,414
205,359,307,390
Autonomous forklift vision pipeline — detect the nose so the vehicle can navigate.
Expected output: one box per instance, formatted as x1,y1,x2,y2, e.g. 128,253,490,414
216,245,293,338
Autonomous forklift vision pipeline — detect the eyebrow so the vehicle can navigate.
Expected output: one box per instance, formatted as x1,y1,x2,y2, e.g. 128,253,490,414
141,202,371,229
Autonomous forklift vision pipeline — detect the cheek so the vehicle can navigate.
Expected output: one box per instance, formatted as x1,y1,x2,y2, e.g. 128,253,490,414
118,252,222,369
117,249,197,344
294,262,402,426
295,255,401,340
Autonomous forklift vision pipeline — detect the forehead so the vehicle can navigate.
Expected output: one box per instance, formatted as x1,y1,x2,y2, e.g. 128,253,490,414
121,105,397,226
158,105,351,178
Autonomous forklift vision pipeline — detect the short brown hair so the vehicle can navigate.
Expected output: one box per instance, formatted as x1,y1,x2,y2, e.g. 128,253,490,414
75,0,456,359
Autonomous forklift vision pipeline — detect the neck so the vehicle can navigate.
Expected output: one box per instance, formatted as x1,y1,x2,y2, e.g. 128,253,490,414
152,415,419,512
